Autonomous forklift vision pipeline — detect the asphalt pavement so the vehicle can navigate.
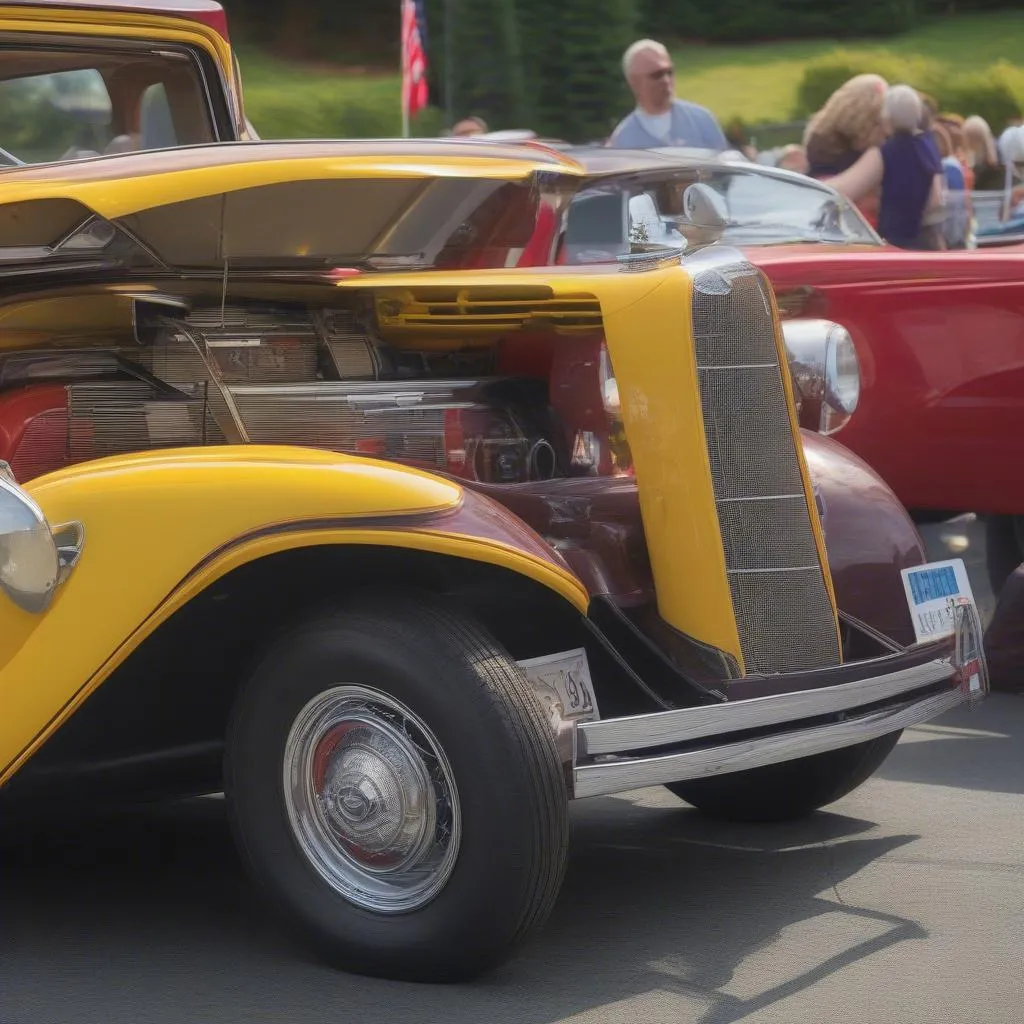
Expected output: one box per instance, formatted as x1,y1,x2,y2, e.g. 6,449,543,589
1,517,1020,1024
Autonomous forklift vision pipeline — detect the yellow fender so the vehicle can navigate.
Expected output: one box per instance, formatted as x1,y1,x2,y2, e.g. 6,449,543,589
0,446,588,783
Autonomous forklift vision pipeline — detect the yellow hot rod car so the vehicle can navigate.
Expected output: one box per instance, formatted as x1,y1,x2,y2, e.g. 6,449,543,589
0,0,989,986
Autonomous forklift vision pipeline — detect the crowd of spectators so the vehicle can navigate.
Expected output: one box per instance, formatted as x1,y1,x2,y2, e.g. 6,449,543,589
789,74,1024,249
447,37,1024,251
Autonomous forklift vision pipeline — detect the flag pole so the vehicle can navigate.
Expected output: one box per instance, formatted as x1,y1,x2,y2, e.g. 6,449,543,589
443,0,453,132
400,0,409,138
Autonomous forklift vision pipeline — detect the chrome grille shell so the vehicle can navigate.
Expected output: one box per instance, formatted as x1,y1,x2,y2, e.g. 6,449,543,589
686,248,841,675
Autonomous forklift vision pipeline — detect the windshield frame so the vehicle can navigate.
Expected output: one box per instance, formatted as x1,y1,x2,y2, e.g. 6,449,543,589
565,157,883,255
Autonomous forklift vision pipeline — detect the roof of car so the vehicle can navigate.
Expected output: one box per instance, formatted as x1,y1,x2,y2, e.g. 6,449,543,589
3,0,229,37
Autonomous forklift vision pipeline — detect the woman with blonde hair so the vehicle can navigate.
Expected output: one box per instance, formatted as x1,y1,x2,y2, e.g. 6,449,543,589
804,74,888,174
827,84,945,250
963,115,1003,190
803,73,888,224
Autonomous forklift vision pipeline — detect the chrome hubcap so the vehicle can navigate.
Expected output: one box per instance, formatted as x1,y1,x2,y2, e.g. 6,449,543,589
283,685,461,913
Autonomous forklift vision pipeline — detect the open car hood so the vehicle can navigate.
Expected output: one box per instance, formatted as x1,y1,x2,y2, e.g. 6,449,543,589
0,140,587,279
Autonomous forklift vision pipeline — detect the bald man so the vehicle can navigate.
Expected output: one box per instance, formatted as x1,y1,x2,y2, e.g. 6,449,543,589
608,39,727,151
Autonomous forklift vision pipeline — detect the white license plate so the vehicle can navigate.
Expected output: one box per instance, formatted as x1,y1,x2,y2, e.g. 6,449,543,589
517,648,600,722
900,558,978,644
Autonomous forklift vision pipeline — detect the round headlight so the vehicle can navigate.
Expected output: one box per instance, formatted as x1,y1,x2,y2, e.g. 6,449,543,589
0,475,62,613
824,324,860,416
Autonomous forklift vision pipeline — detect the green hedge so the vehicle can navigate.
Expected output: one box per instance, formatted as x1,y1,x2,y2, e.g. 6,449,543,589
793,50,939,114
244,84,443,140
641,0,919,42
938,63,1024,127
793,49,1024,129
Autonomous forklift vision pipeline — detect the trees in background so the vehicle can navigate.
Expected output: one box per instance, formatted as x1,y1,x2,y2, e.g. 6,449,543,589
224,0,637,139
411,0,637,140
220,0,1023,141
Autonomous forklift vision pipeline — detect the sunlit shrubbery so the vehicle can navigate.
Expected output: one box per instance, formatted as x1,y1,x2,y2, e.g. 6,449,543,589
794,49,1023,128
244,84,442,140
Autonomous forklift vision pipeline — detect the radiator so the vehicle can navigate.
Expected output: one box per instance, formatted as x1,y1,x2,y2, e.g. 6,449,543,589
689,253,841,674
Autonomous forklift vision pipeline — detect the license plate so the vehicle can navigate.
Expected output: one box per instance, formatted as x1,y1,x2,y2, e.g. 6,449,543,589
900,558,978,644
517,648,600,722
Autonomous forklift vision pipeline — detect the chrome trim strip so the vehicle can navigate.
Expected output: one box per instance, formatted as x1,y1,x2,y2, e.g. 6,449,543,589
573,687,963,799
700,363,777,370
615,246,686,272
578,654,952,756
726,565,820,575
717,493,805,503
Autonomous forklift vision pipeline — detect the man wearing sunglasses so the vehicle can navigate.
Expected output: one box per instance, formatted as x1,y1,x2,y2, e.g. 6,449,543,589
608,39,727,151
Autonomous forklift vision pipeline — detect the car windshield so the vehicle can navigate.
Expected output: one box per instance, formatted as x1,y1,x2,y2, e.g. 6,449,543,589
0,45,217,165
562,163,879,262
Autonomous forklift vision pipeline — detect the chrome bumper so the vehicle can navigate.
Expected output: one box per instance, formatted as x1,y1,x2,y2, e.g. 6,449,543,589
572,601,988,799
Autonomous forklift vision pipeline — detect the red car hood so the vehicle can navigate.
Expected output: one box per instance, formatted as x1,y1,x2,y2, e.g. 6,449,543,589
740,241,1024,291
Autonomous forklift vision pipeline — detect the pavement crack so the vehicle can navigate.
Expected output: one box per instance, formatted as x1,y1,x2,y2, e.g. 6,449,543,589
816,824,847,906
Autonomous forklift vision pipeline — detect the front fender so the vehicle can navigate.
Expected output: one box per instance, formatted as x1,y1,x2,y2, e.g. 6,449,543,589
801,430,924,648
0,446,587,783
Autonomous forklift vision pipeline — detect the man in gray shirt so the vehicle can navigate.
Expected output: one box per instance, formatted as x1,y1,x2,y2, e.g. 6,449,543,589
608,39,728,151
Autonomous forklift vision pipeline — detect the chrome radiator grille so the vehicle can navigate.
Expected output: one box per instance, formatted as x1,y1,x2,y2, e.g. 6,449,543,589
689,253,840,675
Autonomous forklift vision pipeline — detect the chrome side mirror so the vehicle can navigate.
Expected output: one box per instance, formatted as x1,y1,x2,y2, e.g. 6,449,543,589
0,462,84,613
683,183,729,230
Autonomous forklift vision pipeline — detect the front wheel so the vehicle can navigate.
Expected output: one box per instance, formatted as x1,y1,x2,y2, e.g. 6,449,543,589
665,732,902,823
224,591,568,982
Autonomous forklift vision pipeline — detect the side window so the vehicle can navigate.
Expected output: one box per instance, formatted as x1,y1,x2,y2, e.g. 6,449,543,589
0,69,113,163
0,49,216,165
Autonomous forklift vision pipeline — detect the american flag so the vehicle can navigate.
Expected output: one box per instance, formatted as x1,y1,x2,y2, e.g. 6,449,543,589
400,0,429,132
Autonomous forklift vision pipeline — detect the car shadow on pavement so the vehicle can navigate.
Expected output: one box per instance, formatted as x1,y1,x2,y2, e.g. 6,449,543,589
873,693,1024,795
0,794,923,1024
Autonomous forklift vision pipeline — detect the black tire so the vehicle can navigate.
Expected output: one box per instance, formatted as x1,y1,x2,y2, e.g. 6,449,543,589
664,731,902,823
984,515,1023,597
224,590,568,983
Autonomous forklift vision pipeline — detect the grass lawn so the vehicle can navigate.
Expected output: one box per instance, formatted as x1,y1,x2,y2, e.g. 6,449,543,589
237,11,1024,138
673,11,1024,125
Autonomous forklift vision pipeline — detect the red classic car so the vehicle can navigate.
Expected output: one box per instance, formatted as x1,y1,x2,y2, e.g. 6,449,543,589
550,148,1024,594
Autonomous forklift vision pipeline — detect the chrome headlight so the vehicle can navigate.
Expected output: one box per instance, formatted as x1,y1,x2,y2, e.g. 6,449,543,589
781,318,860,434
0,462,84,613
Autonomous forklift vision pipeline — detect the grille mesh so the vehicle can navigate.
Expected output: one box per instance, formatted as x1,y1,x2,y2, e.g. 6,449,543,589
727,569,839,675
716,497,821,573
690,257,840,675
